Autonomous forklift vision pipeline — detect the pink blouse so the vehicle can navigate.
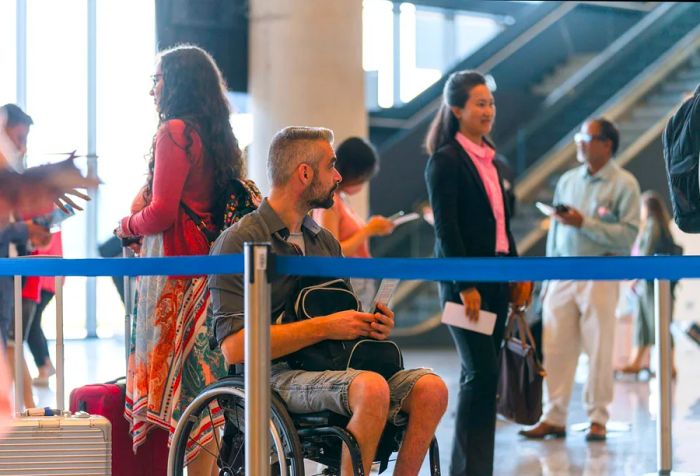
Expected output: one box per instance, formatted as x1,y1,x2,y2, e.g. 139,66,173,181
455,132,509,254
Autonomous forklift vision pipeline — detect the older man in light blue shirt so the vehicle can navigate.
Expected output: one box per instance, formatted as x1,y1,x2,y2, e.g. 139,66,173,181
546,158,640,258
521,118,640,442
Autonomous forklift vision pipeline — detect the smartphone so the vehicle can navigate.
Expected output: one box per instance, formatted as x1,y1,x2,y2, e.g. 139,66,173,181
535,202,555,216
388,211,405,221
370,278,400,313
33,205,75,230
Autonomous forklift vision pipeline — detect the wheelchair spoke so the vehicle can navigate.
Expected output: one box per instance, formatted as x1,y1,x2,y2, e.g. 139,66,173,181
207,405,222,456
187,437,219,460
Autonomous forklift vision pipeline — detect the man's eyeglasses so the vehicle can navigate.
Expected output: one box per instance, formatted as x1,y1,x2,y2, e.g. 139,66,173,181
574,132,606,144
150,74,163,88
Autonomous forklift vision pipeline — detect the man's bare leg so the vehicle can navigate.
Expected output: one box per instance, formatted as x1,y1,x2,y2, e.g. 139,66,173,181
343,372,390,475
393,374,448,476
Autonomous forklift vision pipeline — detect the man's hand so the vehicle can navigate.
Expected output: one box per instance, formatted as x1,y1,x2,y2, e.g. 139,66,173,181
320,310,382,340
553,206,584,228
369,303,395,340
26,222,51,247
460,287,481,322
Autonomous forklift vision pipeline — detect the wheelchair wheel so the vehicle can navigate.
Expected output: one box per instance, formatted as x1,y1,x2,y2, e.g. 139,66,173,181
168,377,305,476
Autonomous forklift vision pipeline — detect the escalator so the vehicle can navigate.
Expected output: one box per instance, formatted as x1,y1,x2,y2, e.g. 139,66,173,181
502,2,700,178
514,20,700,256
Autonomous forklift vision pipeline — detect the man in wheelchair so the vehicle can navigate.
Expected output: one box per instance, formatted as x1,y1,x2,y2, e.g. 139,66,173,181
209,126,448,475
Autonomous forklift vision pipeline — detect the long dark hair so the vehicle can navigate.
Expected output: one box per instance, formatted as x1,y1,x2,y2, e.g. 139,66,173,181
425,70,487,155
147,44,243,228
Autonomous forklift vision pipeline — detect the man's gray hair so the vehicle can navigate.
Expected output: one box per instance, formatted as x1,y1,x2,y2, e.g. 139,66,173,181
267,126,334,186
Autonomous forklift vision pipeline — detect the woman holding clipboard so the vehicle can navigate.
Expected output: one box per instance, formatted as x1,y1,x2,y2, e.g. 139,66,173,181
424,70,528,476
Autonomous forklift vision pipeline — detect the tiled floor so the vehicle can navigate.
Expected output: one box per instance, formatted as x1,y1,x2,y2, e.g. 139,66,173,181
26,332,700,475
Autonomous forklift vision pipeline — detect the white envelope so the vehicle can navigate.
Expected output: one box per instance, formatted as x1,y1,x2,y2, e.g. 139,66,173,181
441,301,497,336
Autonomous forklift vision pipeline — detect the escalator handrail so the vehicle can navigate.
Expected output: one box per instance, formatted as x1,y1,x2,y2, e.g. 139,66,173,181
369,1,575,130
544,2,675,108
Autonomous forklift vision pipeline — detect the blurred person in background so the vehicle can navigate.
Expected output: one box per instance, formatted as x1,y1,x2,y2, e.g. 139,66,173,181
520,118,640,442
0,104,51,411
621,191,679,377
313,136,395,308
28,232,62,386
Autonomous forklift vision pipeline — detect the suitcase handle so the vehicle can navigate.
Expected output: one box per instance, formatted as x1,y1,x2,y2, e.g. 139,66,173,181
13,259,65,414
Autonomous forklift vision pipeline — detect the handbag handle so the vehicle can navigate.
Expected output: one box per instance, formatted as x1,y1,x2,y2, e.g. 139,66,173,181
504,309,538,353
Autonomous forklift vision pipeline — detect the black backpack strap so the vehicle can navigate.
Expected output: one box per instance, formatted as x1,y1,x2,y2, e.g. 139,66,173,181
180,201,219,244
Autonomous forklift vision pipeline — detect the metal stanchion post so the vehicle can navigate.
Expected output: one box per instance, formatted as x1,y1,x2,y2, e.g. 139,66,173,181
122,247,132,365
645,279,696,476
244,242,272,476
55,275,64,411
14,275,22,415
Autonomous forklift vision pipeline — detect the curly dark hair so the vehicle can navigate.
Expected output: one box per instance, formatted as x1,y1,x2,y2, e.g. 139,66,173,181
146,44,243,228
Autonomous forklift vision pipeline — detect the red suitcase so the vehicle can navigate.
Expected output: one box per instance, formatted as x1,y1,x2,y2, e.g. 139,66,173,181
69,246,168,475
69,380,168,476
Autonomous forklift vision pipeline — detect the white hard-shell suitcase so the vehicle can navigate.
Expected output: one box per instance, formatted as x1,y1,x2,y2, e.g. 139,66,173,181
0,273,112,475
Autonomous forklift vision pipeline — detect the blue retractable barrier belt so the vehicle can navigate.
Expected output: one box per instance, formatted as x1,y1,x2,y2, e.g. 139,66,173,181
0,254,697,281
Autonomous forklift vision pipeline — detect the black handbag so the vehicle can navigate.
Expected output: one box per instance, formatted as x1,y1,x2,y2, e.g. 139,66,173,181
280,277,404,380
496,309,546,425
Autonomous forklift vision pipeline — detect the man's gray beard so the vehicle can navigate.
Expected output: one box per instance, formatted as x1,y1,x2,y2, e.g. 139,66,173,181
308,191,335,209
304,182,337,210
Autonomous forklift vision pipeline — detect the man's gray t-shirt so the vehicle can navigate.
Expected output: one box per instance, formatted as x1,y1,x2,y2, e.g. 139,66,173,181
209,198,345,345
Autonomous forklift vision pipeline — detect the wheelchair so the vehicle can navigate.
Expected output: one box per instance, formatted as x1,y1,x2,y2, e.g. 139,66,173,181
169,369,441,475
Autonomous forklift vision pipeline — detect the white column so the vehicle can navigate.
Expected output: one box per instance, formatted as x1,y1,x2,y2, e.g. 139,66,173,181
249,0,368,216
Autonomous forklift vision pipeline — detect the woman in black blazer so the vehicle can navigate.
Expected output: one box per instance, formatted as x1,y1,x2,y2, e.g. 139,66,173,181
424,70,525,476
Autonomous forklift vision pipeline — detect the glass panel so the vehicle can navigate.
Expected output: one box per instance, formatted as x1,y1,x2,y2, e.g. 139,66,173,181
363,0,394,108
22,0,156,339
362,1,504,109
0,1,17,104
25,0,88,339
454,13,503,64
95,0,156,337
402,4,442,104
